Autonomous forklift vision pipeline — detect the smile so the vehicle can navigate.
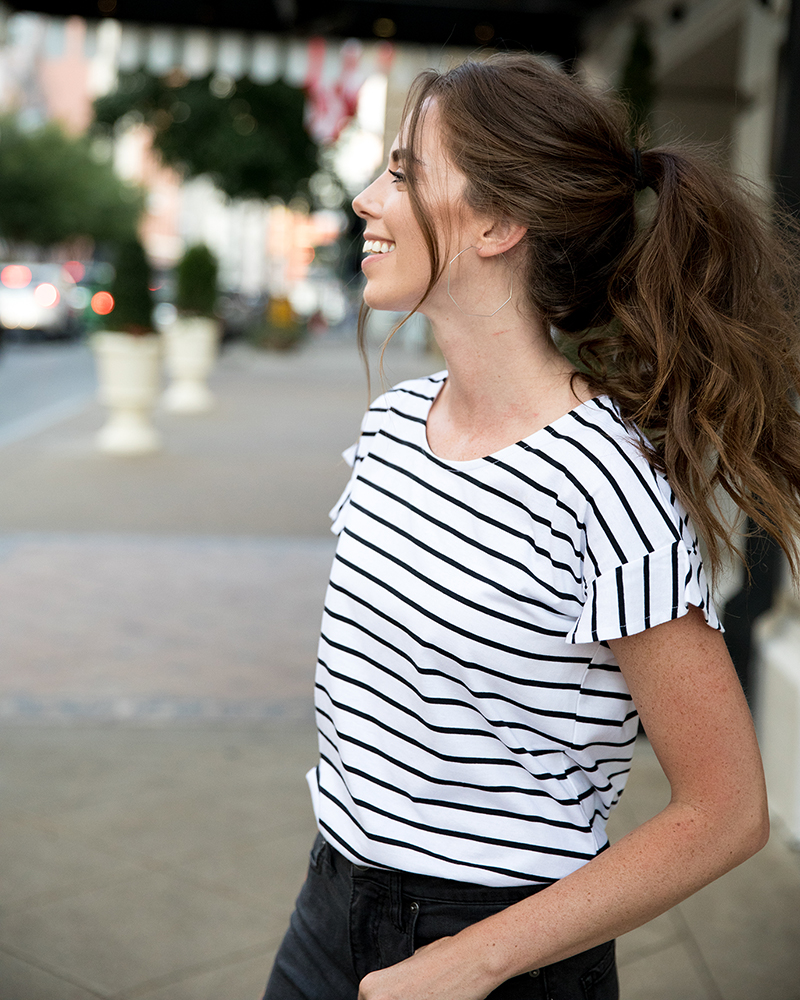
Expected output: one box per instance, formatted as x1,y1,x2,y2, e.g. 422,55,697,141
363,240,396,255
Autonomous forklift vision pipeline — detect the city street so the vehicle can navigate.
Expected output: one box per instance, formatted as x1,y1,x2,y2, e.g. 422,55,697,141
0,336,798,999
0,341,96,448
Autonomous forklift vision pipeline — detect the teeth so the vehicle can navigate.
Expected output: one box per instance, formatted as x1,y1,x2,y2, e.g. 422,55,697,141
363,240,396,254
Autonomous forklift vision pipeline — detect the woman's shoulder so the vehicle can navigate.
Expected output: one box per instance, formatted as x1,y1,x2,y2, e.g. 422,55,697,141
536,395,682,523
538,395,653,476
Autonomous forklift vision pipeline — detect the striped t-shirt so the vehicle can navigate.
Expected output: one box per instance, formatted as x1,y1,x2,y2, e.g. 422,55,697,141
309,372,719,887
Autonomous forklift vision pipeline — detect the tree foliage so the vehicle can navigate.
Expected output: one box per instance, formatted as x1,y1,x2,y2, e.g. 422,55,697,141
93,72,320,202
0,117,142,249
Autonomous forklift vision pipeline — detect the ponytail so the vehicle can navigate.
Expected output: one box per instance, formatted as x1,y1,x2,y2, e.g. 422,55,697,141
593,149,800,577
370,54,800,579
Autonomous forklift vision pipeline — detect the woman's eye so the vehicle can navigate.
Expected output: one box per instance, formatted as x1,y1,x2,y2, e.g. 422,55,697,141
388,169,406,184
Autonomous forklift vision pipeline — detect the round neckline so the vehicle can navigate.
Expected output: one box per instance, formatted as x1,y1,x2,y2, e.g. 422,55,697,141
420,375,600,470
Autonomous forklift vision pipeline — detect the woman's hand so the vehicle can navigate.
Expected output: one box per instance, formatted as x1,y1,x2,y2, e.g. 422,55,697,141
358,937,497,1000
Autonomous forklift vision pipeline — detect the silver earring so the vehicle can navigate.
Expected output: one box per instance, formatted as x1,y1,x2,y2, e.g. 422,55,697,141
447,246,513,318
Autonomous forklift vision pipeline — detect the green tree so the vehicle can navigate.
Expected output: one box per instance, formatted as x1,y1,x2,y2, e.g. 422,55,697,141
0,117,142,250
93,72,319,202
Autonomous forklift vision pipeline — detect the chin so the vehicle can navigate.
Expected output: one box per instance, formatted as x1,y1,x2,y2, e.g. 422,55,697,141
363,287,425,314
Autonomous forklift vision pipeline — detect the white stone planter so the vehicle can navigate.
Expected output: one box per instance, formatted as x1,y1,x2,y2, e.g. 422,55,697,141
92,332,162,454
756,603,800,847
162,316,220,413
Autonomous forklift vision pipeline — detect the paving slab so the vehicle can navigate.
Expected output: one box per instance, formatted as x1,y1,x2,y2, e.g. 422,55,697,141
0,722,318,1000
0,533,333,720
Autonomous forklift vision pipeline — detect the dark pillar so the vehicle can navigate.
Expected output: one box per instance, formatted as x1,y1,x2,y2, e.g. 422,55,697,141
721,522,783,704
721,0,800,706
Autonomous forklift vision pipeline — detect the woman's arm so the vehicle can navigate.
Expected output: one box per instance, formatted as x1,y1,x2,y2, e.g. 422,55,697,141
358,605,769,1000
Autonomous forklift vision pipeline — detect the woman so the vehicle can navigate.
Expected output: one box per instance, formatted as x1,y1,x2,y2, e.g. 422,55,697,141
263,54,800,999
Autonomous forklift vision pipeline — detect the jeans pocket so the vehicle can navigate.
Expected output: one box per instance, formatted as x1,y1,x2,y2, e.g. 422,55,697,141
308,832,328,874
579,941,618,999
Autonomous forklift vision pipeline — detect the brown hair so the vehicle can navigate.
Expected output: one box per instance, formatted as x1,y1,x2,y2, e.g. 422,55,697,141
360,52,800,580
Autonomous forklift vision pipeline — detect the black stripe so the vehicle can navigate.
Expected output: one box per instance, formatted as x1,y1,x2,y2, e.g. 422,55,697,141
350,497,573,615
323,605,587,700
341,527,571,638
315,716,594,804
374,435,585,576
327,578,591,666
387,404,427,426
567,404,680,541
392,386,437,401
318,771,597,861
671,541,680,614
616,565,627,637
358,475,582,605
544,426,663,553
318,816,557,885
318,751,594,833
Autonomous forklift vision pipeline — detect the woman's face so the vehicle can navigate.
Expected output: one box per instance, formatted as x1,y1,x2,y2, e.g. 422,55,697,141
352,105,475,315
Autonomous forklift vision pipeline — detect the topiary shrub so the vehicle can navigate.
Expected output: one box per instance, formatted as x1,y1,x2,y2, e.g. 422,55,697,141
175,244,218,317
105,238,155,334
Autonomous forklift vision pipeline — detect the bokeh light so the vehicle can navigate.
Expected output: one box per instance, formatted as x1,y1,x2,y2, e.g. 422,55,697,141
91,291,115,315
33,283,60,308
1,265,32,288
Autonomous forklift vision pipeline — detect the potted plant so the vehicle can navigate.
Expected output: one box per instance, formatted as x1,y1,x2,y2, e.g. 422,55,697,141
248,296,307,351
162,243,220,412
92,238,162,454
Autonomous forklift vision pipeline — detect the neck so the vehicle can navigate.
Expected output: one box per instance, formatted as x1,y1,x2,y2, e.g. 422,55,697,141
421,304,589,461
429,306,577,415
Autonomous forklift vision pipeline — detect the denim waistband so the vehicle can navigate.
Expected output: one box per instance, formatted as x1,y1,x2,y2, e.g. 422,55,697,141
318,834,550,906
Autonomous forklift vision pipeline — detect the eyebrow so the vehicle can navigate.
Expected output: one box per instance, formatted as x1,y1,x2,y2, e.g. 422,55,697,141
391,147,422,165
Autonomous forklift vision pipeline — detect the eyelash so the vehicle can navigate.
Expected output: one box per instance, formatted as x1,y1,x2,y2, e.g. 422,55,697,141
388,169,406,184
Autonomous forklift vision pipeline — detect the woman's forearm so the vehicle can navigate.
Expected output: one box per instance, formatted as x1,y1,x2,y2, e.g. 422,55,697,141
449,794,768,991
358,794,768,1000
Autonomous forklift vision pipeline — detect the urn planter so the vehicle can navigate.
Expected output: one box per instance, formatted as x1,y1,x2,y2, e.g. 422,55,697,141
92,331,162,454
162,315,220,413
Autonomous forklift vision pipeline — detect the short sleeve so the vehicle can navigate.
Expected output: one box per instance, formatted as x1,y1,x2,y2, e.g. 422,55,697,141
567,537,721,644
328,394,390,535
329,443,359,534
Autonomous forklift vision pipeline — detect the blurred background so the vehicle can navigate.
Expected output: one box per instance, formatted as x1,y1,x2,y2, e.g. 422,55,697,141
0,1,799,998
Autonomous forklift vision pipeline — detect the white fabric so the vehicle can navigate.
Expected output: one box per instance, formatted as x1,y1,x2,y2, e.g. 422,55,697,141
311,372,719,886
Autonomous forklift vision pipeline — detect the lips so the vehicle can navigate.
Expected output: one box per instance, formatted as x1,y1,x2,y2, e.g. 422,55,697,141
363,239,396,254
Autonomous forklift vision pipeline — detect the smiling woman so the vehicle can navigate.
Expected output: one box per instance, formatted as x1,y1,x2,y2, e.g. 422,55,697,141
259,52,800,1000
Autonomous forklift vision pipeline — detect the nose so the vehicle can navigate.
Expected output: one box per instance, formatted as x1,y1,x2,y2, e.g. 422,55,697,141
352,175,381,221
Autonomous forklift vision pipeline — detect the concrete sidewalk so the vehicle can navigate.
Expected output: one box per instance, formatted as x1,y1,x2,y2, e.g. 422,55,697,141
0,337,798,999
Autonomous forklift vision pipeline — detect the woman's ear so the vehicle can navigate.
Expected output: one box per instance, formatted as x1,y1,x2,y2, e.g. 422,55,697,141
477,220,527,257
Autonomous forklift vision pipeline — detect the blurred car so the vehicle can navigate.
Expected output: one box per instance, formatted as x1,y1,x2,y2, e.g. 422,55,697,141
0,263,82,341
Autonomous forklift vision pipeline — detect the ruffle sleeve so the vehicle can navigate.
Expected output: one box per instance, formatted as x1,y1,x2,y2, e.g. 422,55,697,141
329,442,359,535
567,537,721,645
328,392,391,535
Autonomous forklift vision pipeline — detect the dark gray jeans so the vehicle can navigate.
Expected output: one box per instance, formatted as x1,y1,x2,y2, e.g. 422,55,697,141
262,834,618,1000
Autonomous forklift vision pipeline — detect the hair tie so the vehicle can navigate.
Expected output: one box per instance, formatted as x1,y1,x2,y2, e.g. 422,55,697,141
631,147,647,191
